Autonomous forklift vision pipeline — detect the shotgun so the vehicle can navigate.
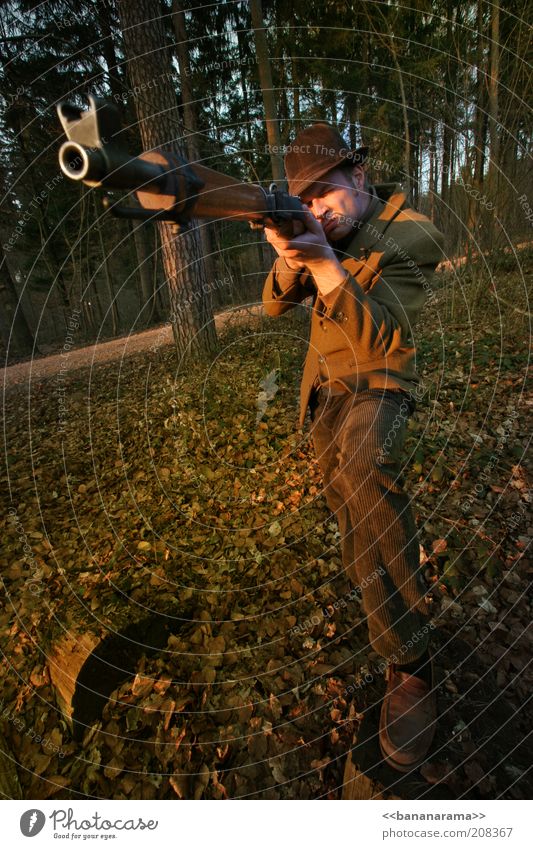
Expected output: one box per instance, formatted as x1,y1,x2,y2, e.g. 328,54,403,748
57,95,305,236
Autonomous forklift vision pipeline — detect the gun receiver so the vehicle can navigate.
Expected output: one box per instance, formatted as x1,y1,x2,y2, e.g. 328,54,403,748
57,95,304,234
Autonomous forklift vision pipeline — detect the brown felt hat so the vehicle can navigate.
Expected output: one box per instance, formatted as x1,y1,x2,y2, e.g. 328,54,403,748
285,123,369,197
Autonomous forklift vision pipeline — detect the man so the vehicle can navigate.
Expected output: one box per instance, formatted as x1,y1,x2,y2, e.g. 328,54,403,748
262,123,445,773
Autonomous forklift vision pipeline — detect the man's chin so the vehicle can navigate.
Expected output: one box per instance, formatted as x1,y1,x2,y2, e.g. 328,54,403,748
327,222,353,242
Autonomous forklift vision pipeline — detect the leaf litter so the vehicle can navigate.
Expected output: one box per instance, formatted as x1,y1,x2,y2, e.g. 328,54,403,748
0,309,531,800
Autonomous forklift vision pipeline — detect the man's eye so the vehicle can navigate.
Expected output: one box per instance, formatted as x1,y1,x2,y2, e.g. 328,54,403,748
302,187,332,204
307,190,328,203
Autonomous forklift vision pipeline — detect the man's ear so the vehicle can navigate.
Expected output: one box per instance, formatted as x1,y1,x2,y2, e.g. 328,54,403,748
351,165,365,191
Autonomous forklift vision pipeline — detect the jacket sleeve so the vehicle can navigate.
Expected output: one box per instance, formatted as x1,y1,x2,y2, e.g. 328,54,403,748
262,256,316,316
321,228,445,358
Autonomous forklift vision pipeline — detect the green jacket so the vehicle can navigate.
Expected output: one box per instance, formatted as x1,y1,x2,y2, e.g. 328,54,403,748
262,182,446,427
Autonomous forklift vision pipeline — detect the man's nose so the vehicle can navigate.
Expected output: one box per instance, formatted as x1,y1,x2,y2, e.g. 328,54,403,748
310,198,328,218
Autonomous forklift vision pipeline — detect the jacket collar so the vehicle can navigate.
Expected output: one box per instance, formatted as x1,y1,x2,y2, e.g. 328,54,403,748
338,182,408,259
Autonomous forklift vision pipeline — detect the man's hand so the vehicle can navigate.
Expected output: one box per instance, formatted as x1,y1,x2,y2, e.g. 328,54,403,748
264,206,333,268
264,206,348,297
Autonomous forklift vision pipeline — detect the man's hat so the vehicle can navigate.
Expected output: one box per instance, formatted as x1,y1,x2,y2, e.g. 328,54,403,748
285,123,369,197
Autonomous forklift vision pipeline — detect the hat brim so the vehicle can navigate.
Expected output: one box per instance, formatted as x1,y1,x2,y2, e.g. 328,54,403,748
289,146,369,197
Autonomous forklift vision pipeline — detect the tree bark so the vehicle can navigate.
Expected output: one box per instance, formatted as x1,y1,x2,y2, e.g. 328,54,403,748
96,0,123,101
429,121,436,220
131,218,158,324
488,1,500,178
47,609,179,739
250,0,284,182
117,0,217,360
473,0,486,190
94,195,119,335
0,243,35,357
235,17,254,150
171,0,216,287
393,41,411,195
292,53,300,122
14,122,73,321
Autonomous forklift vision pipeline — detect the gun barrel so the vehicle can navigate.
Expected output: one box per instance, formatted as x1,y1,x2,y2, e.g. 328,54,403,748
58,140,168,192
57,101,304,227
57,96,304,227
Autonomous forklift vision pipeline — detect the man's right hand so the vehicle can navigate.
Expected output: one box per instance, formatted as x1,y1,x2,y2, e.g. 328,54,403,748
264,206,348,299
264,205,337,272
264,219,307,270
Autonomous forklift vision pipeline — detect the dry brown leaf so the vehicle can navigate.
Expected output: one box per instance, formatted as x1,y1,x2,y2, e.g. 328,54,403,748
193,763,211,799
169,773,189,799
104,756,124,779
432,538,448,555
131,674,153,698
153,676,173,695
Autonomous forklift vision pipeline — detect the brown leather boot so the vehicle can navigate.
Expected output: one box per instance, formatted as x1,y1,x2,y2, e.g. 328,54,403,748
379,647,437,772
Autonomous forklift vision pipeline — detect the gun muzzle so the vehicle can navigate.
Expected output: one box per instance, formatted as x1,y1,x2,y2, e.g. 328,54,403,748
58,140,168,192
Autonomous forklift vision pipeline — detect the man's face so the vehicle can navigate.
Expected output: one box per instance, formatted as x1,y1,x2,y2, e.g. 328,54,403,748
300,166,369,241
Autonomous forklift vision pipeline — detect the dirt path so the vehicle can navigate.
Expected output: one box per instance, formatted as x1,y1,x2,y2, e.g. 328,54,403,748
1,305,263,389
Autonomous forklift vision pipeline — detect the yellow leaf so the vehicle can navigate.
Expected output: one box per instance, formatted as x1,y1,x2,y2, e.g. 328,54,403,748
432,538,448,555
268,521,282,537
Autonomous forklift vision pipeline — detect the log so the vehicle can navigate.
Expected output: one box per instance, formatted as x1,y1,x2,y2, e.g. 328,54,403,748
0,730,22,799
47,607,185,740
47,631,101,733
341,707,403,800
342,748,387,799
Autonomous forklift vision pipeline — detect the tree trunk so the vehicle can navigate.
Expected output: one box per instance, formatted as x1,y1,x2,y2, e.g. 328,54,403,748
345,93,358,150
117,0,217,360
440,1,455,212
361,37,370,144
429,121,436,220
473,0,486,190
277,51,290,126
488,1,500,178
250,0,284,182
96,0,123,101
292,53,300,122
467,0,487,245
171,0,216,286
441,118,451,207
236,19,254,150
0,243,35,357
131,218,158,324
15,123,73,321
394,46,411,195
94,195,119,335
171,0,200,161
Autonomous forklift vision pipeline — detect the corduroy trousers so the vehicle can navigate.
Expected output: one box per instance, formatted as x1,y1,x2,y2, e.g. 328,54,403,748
309,386,431,663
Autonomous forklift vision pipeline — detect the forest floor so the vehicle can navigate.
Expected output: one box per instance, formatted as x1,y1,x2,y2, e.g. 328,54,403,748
1,284,531,801
1,303,263,388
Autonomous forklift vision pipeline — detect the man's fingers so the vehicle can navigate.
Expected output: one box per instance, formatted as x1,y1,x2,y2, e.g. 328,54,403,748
264,227,290,250
264,206,331,264
291,219,306,236
300,205,323,236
